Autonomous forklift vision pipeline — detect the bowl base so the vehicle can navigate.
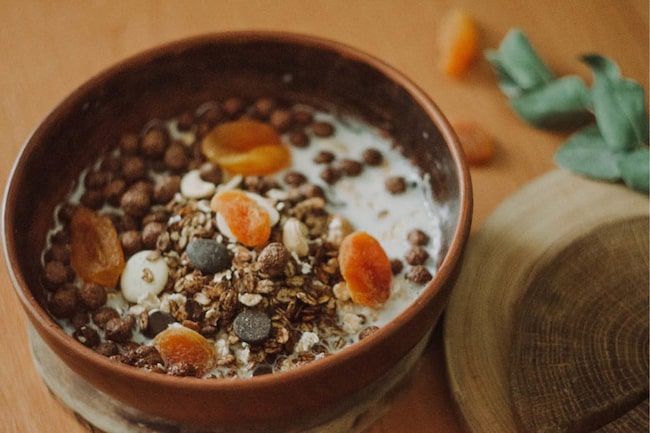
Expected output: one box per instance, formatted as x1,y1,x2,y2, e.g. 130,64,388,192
28,323,427,433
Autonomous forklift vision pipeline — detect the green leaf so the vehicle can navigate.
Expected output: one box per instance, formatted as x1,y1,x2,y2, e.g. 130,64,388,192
617,147,650,193
485,29,554,97
582,54,650,151
509,76,592,130
485,50,523,97
554,125,621,180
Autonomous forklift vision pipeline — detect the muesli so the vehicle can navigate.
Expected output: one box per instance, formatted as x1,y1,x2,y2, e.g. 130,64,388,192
40,97,446,378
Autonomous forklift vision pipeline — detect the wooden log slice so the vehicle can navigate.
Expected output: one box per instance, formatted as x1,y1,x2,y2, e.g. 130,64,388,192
444,170,649,433
510,216,649,433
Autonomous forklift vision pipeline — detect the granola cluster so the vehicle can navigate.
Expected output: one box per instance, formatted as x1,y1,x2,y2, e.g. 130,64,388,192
41,97,437,378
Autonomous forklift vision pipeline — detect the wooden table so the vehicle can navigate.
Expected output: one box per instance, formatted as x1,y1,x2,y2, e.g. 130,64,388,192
1,1,647,432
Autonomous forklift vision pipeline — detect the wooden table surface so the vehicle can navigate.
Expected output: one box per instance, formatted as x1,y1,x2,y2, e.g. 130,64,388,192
1,1,647,432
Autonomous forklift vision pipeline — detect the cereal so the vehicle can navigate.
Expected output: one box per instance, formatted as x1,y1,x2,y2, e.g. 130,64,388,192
77,283,107,311
41,98,446,379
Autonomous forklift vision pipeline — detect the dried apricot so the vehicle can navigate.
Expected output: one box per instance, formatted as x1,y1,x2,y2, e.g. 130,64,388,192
70,207,125,287
153,324,216,377
216,144,291,176
210,189,271,247
201,119,291,175
437,9,479,77
452,120,495,165
338,231,392,308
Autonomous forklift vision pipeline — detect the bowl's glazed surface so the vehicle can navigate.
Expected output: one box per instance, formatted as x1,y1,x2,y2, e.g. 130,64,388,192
3,31,471,432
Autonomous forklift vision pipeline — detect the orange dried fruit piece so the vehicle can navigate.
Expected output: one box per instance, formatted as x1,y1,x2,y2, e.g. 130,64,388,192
210,189,271,247
201,119,291,175
217,144,292,176
452,120,496,166
70,207,125,287
338,231,392,308
437,9,479,77
153,324,216,377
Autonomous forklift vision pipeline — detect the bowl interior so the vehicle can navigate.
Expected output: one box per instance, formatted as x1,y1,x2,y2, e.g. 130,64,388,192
3,31,471,428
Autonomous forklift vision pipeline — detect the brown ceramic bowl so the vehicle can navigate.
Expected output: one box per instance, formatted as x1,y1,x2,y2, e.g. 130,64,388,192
3,32,471,432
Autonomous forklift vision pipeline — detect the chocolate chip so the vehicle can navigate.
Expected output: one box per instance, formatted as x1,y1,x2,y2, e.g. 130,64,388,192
186,238,232,274
145,310,175,337
253,364,274,376
233,309,272,344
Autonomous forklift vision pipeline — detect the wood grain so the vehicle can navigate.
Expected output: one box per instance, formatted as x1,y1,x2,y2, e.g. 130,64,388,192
511,217,649,432
444,170,649,433
1,1,648,432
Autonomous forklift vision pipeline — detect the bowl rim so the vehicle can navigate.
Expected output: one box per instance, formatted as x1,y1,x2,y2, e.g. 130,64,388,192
2,29,472,399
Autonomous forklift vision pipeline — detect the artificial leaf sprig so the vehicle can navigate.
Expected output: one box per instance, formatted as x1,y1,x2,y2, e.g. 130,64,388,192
486,29,649,194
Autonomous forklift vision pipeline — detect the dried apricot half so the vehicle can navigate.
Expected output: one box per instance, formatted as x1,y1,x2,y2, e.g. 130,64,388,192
437,9,479,77
201,119,291,175
210,189,272,247
338,231,392,308
70,207,125,287
451,120,495,165
153,324,216,377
